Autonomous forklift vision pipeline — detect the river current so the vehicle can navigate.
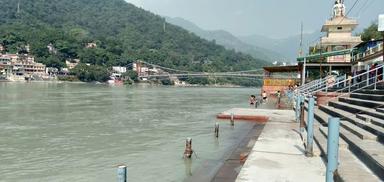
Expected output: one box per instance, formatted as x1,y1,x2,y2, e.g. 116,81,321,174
0,82,259,182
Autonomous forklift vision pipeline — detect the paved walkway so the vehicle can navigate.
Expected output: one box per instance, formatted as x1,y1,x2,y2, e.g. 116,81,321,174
234,109,326,182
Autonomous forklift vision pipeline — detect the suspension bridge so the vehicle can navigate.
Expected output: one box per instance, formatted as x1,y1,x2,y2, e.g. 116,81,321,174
133,61,266,80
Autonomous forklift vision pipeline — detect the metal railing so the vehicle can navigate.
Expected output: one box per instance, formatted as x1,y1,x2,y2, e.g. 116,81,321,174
312,64,383,96
297,75,332,94
297,74,347,96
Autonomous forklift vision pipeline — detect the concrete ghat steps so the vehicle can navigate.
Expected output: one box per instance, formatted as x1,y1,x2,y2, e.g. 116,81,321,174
356,89,384,95
313,124,380,181
339,120,377,141
339,97,384,109
304,104,327,126
338,125,384,180
356,114,384,128
320,105,384,143
319,105,377,140
318,126,348,148
313,107,329,127
350,93,384,102
377,108,384,113
328,100,384,120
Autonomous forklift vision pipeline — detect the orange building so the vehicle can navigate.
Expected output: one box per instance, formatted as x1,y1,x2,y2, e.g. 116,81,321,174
262,65,301,96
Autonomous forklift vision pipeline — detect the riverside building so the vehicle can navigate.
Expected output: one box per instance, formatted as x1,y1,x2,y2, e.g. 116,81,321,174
0,54,47,79
351,39,384,73
297,0,362,83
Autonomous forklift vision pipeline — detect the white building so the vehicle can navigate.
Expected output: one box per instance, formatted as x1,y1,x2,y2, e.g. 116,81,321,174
66,59,80,69
112,66,127,73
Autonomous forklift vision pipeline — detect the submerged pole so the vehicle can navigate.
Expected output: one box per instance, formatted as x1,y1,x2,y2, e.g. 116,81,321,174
215,122,219,138
184,138,193,159
326,117,340,182
306,97,315,157
117,165,127,182
230,113,234,126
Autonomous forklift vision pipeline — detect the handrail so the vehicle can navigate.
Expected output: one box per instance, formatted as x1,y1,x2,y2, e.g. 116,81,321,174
297,75,332,94
307,64,384,96
313,73,384,107
298,74,345,96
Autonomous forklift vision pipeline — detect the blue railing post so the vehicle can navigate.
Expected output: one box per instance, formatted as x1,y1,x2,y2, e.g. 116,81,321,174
299,95,305,132
306,97,315,157
374,68,378,90
326,117,340,182
295,95,301,123
295,95,300,122
118,165,127,182
343,74,346,87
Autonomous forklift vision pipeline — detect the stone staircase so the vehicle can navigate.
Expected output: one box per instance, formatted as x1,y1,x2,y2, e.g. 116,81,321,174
305,89,384,181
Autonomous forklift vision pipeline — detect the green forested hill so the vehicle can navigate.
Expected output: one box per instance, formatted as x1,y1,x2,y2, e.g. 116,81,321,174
0,0,269,84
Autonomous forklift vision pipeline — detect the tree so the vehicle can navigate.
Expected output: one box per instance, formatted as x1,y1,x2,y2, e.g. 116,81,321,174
39,55,65,69
122,70,138,82
360,23,382,42
71,63,110,82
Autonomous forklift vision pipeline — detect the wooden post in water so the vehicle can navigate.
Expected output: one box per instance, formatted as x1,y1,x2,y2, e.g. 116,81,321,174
215,122,219,138
184,138,193,159
117,165,127,182
230,113,234,126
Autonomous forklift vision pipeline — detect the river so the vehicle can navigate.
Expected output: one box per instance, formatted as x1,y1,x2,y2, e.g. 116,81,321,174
0,82,260,182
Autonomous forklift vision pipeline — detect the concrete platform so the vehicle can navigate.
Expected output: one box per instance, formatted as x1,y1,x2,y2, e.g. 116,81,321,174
235,109,326,182
217,108,295,123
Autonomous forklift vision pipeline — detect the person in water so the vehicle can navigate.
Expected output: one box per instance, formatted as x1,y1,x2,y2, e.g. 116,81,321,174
262,91,267,103
249,95,256,105
276,90,281,105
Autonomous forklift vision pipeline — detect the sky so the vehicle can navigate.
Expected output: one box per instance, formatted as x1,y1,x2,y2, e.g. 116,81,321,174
125,0,384,39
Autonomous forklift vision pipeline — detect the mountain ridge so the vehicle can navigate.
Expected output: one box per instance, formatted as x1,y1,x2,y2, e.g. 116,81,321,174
165,17,285,62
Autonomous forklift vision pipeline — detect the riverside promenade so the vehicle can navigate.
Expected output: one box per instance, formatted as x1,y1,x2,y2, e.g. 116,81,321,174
217,98,326,181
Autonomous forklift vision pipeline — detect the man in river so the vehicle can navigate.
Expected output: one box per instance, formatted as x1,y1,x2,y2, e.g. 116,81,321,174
249,95,256,107
262,91,267,103
276,90,281,105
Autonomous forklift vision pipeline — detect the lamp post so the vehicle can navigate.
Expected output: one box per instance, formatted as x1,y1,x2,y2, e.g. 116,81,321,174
302,57,306,85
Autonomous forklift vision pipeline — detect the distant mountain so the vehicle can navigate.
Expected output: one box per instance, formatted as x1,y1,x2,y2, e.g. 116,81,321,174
0,0,270,76
239,32,322,62
166,17,285,62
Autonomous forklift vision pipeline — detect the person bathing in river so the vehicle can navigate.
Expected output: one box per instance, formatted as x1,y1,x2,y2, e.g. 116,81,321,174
249,95,256,106
276,90,281,105
262,91,267,103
